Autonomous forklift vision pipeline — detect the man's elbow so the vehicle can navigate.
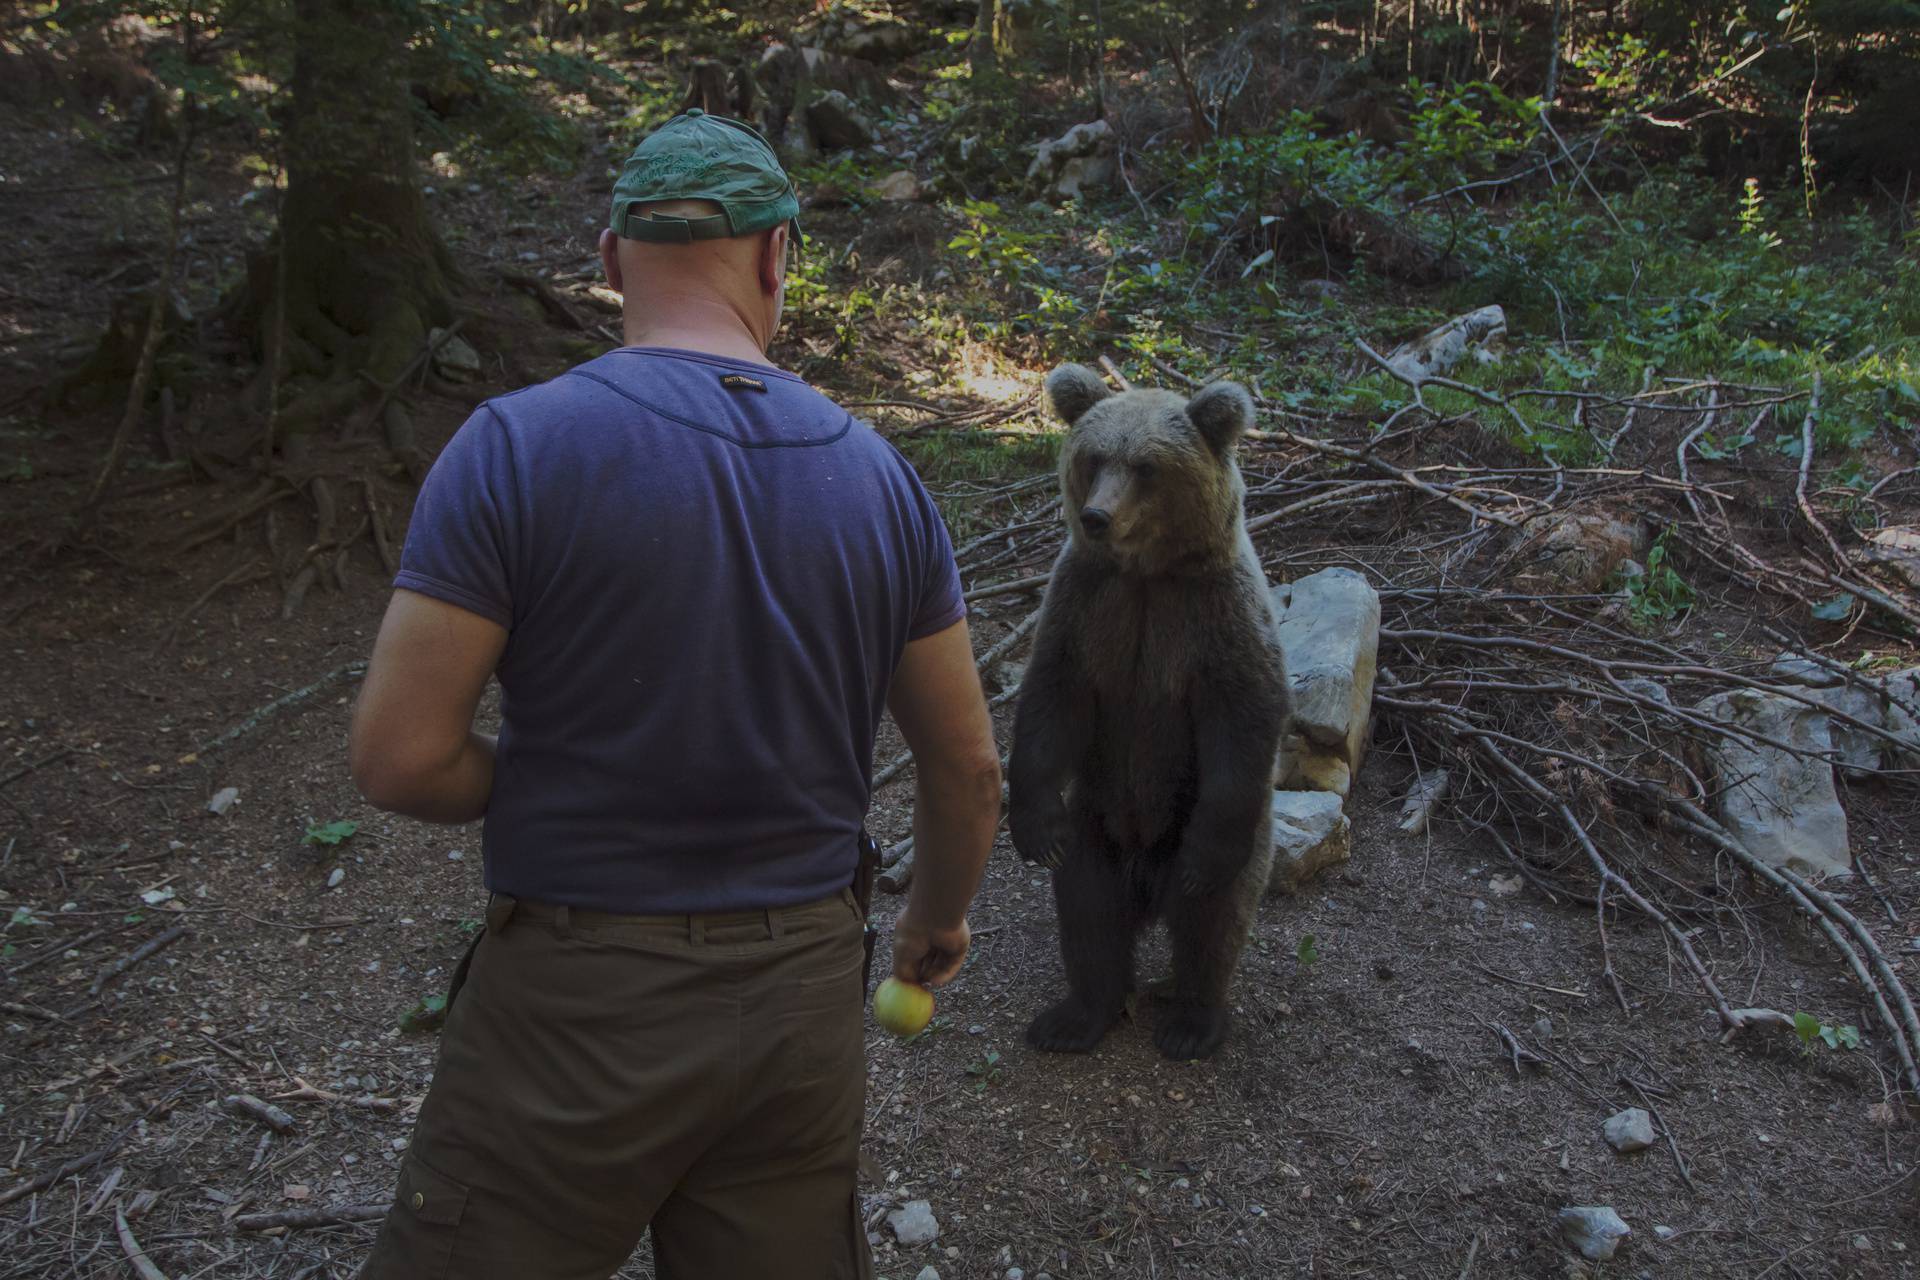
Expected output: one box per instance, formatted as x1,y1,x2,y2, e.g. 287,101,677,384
933,749,1003,814
349,741,431,814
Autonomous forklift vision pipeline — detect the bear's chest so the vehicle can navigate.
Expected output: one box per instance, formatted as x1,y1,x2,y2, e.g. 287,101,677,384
1074,577,1207,702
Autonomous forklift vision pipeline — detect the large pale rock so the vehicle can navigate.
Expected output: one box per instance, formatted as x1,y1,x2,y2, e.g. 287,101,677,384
1026,120,1115,202
1864,526,1920,589
1384,305,1506,383
887,1199,940,1246
873,169,923,201
1270,569,1380,799
1696,688,1851,878
800,3,922,62
1809,683,1888,778
1511,510,1646,594
1267,791,1351,895
1883,667,1920,767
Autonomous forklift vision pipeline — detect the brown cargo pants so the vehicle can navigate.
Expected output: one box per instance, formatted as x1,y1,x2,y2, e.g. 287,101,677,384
357,889,875,1280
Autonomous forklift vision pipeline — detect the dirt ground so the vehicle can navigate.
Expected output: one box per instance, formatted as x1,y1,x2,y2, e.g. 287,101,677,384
4,97,1919,1280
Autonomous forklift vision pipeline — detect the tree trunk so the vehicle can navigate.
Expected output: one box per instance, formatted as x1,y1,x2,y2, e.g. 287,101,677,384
238,0,456,432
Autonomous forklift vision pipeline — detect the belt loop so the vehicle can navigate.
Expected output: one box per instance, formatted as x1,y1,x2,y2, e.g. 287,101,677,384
485,893,517,934
553,904,572,939
765,907,784,941
689,915,706,946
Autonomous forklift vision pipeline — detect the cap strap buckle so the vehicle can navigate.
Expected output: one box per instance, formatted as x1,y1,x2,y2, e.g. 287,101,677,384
620,209,736,242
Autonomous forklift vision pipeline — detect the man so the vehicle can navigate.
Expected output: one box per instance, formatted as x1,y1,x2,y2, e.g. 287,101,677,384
348,109,1001,1279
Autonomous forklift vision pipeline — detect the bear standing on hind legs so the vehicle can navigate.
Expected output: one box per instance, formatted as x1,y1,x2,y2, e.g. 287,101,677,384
1009,363,1291,1061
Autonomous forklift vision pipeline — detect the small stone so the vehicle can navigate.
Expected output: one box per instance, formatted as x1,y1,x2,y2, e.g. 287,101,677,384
1603,1107,1655,1153
1557,1206,1630,1261
915,1268,940,1280
968,1024,985,1035
887,1200,939,1246
1533,1017,1554,1040
206,786,240,816
1007,1270,1024,1280
1267,791,1352,894
326,868,345,890
1471,899,1488,914
874,169,922,201
447,849,464,862
1652,1225,1676,1242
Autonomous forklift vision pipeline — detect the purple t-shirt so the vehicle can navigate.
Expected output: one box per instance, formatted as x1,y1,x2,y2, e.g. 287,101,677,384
395,346,964,914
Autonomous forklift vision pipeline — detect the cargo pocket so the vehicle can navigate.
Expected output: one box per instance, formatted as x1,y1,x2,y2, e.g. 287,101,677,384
373,1154,470,1279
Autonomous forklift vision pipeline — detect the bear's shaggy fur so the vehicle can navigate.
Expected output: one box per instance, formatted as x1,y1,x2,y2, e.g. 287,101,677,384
1008,364,1291,1060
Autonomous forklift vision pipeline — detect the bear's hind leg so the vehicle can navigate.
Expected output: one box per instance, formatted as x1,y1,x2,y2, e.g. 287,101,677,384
1027,847,1136,1053
1155,880,1254,1060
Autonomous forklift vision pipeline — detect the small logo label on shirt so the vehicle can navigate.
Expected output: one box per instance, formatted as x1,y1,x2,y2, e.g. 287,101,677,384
720,374,768,392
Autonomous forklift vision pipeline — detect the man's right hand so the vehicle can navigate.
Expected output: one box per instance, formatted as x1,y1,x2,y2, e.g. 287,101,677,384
891,908,971,987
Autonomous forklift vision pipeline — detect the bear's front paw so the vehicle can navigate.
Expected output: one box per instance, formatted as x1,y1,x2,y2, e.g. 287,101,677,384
1009,795,1069,869
1154,1003,1230,1060
1026,996,1119,1053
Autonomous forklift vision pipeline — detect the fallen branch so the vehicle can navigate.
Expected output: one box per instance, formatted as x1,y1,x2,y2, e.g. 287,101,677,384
232,1203,387,1233
194,661,367,756
223,1093,298,1133
117,1209,172,1280
90,925,187,997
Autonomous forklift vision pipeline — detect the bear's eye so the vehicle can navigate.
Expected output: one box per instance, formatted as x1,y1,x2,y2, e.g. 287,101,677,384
1133,461,1158,481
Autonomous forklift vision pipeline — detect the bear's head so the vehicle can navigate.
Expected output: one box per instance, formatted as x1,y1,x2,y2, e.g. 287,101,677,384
1044,363,1256,574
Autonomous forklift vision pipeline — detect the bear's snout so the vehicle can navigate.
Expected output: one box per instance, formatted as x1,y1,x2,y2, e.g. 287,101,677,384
1079,507,1113,539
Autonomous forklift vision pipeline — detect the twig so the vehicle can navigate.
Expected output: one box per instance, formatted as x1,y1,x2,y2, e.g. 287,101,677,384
232,1204,386,1233
1622,1075,1699,1195
1794,373,1848,569
223,1093,297,1134
160,561,268,650
0,1000,61,1021
116,1209,172,1280
962,572,1052,605
270,1078,399,1113
194,661,367,756
1469,963,1586,999
1098,355,1133,392
89,925,187,997
0,748,76,791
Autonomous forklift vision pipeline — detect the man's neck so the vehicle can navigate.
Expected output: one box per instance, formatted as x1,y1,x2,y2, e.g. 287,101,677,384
620,322,775,367
619,291,773,368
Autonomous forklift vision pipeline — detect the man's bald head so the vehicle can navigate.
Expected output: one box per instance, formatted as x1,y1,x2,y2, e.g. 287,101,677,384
597,197,791,360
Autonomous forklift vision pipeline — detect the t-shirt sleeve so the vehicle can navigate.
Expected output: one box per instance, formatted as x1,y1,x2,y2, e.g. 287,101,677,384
393,405,518,629
899,453,966,641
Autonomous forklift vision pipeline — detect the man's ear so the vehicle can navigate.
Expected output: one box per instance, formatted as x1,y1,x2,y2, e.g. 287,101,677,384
759,224,789,297
598,228,624,294
1186,381,1254,455
1045,363,1111,426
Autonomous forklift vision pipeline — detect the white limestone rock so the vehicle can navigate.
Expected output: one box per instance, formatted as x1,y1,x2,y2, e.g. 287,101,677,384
1696,688,1851,878
1270,568,1381,799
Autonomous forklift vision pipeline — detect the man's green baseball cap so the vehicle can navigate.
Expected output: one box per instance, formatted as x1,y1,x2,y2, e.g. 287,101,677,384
609,109,802,243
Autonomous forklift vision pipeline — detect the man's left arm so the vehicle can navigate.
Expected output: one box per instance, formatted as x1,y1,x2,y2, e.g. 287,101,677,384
349,589,508,823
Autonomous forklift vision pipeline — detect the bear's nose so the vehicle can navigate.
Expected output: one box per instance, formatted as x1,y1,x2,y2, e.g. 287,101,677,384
1079,507,1112,539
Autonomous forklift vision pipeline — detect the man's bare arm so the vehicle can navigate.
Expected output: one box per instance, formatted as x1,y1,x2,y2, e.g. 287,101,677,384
885,617,1002,987
348,589,508,824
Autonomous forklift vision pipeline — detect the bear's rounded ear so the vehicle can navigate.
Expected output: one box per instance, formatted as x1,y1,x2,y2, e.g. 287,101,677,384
1045,363,1112,426
1186,381,1255,455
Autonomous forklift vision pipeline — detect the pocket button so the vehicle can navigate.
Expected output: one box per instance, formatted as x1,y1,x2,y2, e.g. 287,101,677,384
411,1192,425,1210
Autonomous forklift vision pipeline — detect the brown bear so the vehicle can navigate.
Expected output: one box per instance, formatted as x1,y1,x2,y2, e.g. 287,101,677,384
1008,364,1290,1060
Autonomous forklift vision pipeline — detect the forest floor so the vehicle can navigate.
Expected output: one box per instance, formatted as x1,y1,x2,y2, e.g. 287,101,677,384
4,91,1920,1280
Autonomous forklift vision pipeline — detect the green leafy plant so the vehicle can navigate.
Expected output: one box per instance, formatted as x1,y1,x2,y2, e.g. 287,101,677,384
398,992,449,1034
1791,1011,1862,1054
1626,534,1694,628
965,1048,1004,1093
1296,934,1320,968
303,819,359,846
